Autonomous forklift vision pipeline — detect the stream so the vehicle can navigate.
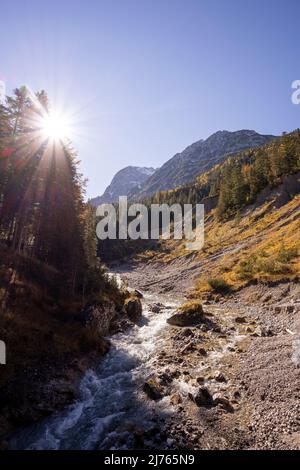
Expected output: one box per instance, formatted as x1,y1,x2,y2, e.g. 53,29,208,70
11,274,180,450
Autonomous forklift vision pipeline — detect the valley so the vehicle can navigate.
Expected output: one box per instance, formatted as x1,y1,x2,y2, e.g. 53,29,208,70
1,88,299,451
9,263,300,450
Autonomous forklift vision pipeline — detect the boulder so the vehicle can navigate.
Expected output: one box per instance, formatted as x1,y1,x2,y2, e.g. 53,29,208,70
143,379,162,401
192,387,214,407
125,297,143,323
213,394,234,412
167,302,205,327
126,287,144,299
80,301,117,336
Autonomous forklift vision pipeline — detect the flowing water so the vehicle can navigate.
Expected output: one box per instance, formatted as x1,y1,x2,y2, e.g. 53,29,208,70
11,275,180,450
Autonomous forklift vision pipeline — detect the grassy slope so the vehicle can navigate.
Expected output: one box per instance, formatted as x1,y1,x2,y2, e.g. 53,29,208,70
135,193,300,296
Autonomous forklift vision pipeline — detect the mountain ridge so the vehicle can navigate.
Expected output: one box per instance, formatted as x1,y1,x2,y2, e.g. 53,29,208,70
129,129,277,199
90,166,156,206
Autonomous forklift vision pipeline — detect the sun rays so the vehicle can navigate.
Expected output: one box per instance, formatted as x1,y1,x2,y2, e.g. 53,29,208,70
39,111,72,142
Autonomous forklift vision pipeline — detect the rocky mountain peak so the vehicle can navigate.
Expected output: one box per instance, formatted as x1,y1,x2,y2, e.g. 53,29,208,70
129,129,276,199
89,166,157,206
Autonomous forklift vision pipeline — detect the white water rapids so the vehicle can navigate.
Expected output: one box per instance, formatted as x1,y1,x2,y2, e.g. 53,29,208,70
11,275,180,450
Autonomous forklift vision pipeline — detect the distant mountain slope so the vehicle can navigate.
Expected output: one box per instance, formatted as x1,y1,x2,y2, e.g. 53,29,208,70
130,130,276,199
127,130,300,294
90,166,156,206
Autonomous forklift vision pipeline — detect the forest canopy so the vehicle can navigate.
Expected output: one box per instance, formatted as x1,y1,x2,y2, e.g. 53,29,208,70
0,87,107,301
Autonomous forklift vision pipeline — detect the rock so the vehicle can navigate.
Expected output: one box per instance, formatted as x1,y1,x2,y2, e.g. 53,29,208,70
133,289,143,299
158,351,166,358
261,327,274,337
80,301,118,335
158,372,173,385
274,304,295,315
262,294,272,303
214,371,227,383
181,328,194,337
180,341,195,355
167,312,202,327
170,393,183,405
150,303,164,313
167,302,205,327
213,394,234,412
235,316,247,324
286,305,295,314
212,325,222,333
196,376,205,384
253,326,267,337
251,332,259,337
125,297,143,323
233,390,241,400
198,323,209,332
112,317,132,334
193,387,214,407
198,347,207,356
143,379,162,401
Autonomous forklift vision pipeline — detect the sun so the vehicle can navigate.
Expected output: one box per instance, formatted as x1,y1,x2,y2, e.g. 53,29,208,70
40,112,71,141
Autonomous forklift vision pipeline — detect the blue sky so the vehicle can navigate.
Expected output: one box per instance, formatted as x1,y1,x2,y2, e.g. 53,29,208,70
1,0,299,197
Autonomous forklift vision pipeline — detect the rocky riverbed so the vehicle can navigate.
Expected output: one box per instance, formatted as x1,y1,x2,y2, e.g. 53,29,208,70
120,264,300,450
8,265,300,450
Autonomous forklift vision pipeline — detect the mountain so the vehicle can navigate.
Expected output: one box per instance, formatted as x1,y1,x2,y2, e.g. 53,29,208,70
90,166,156,206
122,130,300,293
130,130,276,199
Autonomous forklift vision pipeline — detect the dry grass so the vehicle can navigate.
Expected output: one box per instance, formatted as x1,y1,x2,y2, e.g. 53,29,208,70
0,246,122,388
178,300,204,315
136,195,300,295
